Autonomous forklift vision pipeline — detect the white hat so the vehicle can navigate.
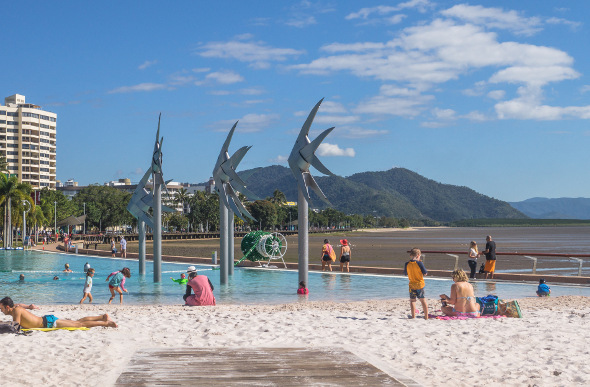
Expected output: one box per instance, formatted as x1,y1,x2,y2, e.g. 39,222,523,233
187,265,196,272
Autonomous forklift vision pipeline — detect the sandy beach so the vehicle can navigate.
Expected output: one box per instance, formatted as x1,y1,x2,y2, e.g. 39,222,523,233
1,295,589,386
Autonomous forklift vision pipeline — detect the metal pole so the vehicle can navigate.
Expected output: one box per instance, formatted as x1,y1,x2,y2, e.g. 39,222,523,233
153,182,162,282
83,203,86,235
570,257,583,276
219,199,228,285
298,189,308,288
54,201,57,236
138,220,146,275
228,209,234,276
23,208,26,248
524,256,538,274
447,254,459,271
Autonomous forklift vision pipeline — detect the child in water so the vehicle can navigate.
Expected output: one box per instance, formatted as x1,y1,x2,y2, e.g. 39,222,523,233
536,278,551,297
106,267,131,304
80,268,95,304
297,281,309,295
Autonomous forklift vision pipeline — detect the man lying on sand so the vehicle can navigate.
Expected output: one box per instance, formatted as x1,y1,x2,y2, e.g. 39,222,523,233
0,297,117,329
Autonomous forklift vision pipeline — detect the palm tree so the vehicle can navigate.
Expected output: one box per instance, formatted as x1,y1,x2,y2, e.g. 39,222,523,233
174,187,190,214
0,155,8,174
0,175,33,248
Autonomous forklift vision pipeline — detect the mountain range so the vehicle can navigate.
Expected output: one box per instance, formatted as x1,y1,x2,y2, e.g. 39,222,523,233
234,165,525,222
509,197,590,219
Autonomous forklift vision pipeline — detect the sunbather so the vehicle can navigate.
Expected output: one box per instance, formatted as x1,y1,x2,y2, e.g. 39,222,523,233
439,269,481,317
0,297,117,328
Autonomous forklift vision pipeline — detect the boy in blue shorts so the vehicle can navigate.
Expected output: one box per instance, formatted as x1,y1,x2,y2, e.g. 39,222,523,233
404,248,428,320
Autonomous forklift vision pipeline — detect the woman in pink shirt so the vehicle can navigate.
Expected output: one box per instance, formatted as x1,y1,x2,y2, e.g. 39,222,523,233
183,270,216,306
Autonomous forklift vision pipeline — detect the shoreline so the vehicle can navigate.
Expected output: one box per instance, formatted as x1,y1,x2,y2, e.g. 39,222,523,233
1,296,589,386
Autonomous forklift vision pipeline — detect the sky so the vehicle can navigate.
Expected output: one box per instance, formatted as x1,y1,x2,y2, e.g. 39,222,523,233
3,0,590,202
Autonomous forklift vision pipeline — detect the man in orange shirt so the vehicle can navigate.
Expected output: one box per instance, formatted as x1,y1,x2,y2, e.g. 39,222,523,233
403,248,429,320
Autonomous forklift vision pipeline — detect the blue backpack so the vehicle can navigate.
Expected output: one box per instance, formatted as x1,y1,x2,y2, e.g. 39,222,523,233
476,294,498,315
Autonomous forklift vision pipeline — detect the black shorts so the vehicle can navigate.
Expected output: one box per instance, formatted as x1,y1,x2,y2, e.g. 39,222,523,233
322,255,332,262
340,255,350,263
409,288,425,300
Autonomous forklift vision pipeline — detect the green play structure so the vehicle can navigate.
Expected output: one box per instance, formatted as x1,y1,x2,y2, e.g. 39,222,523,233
237,231,288,268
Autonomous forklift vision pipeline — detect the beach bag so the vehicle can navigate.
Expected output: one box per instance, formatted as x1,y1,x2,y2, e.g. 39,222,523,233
498,300,522,318
478,263,485,274
476,295,498,315
0,322,22,334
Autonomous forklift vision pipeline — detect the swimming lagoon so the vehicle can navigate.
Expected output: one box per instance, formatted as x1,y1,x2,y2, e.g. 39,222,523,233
2,250,590,305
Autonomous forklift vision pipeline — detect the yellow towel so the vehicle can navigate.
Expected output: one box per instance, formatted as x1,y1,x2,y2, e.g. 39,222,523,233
22,327,90,332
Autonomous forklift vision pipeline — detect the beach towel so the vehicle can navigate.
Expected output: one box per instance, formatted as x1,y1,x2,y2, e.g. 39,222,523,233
22,327,90,332
434,314,504,320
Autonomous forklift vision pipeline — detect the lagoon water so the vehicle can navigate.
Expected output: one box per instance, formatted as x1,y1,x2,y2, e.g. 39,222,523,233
1,250,590,305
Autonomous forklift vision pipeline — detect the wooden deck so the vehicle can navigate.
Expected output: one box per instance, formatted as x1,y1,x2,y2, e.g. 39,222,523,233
115,347,416,386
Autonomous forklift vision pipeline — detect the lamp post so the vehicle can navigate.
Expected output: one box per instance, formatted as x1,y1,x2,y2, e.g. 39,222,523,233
54,201,57,238
83,202,86,234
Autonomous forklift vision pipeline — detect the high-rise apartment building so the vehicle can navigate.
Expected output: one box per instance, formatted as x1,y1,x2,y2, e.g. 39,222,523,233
0,94,57,188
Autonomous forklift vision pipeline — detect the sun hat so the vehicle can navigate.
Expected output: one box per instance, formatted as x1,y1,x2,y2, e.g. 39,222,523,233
340,239,348,246
187,265,196,273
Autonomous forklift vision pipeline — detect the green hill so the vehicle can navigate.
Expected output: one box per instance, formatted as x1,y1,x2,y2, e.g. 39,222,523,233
238,165,526,222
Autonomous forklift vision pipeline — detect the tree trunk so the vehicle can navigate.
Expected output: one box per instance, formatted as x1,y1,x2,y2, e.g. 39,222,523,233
7,197,11,247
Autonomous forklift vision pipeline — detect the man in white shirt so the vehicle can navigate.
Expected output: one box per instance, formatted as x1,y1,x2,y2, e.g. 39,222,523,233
120,237,127,258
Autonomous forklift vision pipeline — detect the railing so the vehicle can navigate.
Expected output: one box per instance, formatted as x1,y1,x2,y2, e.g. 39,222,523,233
417,250,590,276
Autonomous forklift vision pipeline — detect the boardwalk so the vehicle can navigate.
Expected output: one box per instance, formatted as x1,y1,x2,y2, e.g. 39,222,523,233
115,347,416,386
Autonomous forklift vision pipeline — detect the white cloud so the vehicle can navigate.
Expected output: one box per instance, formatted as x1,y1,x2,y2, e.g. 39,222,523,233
432,107,456,119
192,67,210,73
354,93,434,117
317,143,355,157
108,83,169,94
215,113,280,133
463,111,488,121
441,4,542,36
290,6,583,122
205,70,245,84
269,155,288,164
314,115,360,125
138,60,157,70
286,16,317,28
489,65,579,86
545,17,581,30
198,38,304,69
581,85,590,94
318,100,347,113
338,127,388,138
495,86,590,120
346,1,432,20
487,90,505,100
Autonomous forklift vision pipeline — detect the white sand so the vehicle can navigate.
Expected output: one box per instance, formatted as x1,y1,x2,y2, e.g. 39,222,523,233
1,296,589,386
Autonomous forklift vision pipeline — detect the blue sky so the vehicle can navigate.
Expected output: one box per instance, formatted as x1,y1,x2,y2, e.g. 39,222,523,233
3,1,590,202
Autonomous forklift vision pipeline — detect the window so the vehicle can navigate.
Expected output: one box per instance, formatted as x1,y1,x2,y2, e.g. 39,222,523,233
41,182,49,187
7,129,18,133
22,113,39,119
7,151,18,155
7,112,18,117
40,124,49,129
8,159,18,163
0,110,6,115
40,160,50,165
40,138,50,143
0,120,5,124
7,144,18,148
40,131,49,136
40,146,49,151
7,136,18,140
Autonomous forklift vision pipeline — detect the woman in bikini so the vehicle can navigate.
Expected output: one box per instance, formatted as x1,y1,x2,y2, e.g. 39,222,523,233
439,269,480,317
